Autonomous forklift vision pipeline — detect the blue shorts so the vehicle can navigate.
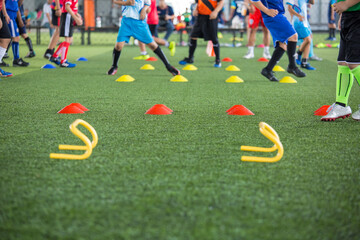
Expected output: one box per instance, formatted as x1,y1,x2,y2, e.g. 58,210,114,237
263,14,296,47
7,11,19,37
328,4,337,24
293,20,311,39
117,17,153,44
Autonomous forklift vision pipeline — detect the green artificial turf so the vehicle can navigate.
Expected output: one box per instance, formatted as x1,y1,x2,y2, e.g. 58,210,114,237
0,42,359,240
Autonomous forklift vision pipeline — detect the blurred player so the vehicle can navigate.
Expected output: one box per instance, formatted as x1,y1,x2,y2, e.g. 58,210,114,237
44,0,62,59
244,1,271,59
49,0,82,67
135,0,176,60
17,0,35,58
321,0,360,121
179,0,224,68
107,0,179,76
251,0,306,82
229,0,247,44
290,0,316,70
0,0,12,77
326,0,337,41
4,0,29,66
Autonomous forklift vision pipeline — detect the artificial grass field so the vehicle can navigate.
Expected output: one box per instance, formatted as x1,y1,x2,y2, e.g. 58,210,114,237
1,43,360,240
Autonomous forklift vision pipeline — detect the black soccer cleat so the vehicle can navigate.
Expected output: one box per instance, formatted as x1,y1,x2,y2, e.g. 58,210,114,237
167,65,180,76
287,66,306,77
13,58,29,67
179,57,194,65
107,66,118,75
25,51,36,58
44,49,54,60
0,60,9,67
261,68,279,82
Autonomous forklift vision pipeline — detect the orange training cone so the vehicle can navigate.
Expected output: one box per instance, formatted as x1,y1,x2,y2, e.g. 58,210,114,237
258,57,269,62
226,105,242,112
146,57,157,61
227,105,254,115
314,105,331,116
222,57,233,62
206,41,215,57
145,104,172,115
67,103,89,111
57,105,85,114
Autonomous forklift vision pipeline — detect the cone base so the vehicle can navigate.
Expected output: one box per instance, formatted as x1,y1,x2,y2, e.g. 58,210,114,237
226,65,240,71
280,76,297,83
226,76,244,83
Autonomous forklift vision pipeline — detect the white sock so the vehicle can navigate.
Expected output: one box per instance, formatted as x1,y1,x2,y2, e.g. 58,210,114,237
0,47,6,62
264,46,270,54
165,41,169,47
248,46,254,54
141,51,148,55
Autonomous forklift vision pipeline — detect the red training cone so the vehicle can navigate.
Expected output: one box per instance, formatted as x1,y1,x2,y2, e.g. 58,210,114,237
257,44,265,48
68,103,89,111
57,105,84,114
222,57,233,62
145,104,172,115
226,105,242,113
258,57,269,62
227,105,254,115
314,105,331,116
146,57,158,61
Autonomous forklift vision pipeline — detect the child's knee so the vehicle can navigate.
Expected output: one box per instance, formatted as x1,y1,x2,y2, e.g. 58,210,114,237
115,42,124,51
289,33,298,42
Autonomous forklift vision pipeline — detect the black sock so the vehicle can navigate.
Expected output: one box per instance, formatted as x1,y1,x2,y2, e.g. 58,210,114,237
189,39,197,60
25,37,33,51
212,40,220,62
240,32,243,38
287,41,297,69
265,47,285,71
153,46,170,68
301,58,308,65
6,40,11,54
336,102,346,107
112,48,121,67
331,28,335,38
328,29,332,38
297,50,302,57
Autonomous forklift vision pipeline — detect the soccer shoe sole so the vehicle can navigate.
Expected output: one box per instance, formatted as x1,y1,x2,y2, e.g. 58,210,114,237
321,114,351,121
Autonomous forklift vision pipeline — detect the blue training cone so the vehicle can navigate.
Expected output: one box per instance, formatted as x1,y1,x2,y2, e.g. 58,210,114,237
76,57,88,61
42,64,56,69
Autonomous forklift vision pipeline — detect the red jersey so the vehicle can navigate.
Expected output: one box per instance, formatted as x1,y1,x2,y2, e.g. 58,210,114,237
0,0,3,11
147,0,158,25
62,0,78,14
51,0,64,10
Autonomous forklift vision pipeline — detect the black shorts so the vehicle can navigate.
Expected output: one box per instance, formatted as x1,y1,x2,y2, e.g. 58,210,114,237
52,9,60,26
190,14,218,41
16,17,27,35
60,12,74,37
0,12,11,39
149,24,158,37
337,11,360,64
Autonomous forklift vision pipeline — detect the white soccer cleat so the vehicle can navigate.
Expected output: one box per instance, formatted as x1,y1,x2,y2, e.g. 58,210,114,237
351,105,360,121
263,51,271,59
243,51,254,59
321,103,352,121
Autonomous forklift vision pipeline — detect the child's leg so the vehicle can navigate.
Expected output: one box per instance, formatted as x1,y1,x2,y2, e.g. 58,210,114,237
287,33,298,69
11,36,20,60
336,64,354,106
111,42,125,68
147,41,170,68
264,42,286,72
188,38,197,60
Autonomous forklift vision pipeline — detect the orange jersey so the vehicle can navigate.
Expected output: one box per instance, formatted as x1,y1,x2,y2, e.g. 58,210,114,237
197,0,221,15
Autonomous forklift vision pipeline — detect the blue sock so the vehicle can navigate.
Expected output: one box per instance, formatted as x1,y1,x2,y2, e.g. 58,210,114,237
309,39,314,58
12,42,19,60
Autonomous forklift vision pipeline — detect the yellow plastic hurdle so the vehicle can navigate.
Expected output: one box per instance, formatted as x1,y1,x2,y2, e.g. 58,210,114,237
241,122,283,163
50,119,98,160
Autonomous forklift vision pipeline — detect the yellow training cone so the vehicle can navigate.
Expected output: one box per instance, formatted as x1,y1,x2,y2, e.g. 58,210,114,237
226,65,240,71
170,75,188,82
183,64,198,71
116,75,135,82
140,64,155,70
280,76,297,83
226,76,244,83
273,65,285,72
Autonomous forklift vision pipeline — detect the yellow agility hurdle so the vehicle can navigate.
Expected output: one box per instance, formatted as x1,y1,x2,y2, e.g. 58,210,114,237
50,119,98,160
241,122,283,163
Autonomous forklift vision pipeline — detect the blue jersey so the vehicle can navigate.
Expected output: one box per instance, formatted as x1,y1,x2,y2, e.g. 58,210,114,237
122,0,150,20
292,0,309,27
5,0,19,12
231,0,245,18
252,0,285,17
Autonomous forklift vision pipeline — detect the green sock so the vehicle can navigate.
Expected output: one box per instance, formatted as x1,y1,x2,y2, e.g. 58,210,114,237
351,65,360,86
336,65,354,106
